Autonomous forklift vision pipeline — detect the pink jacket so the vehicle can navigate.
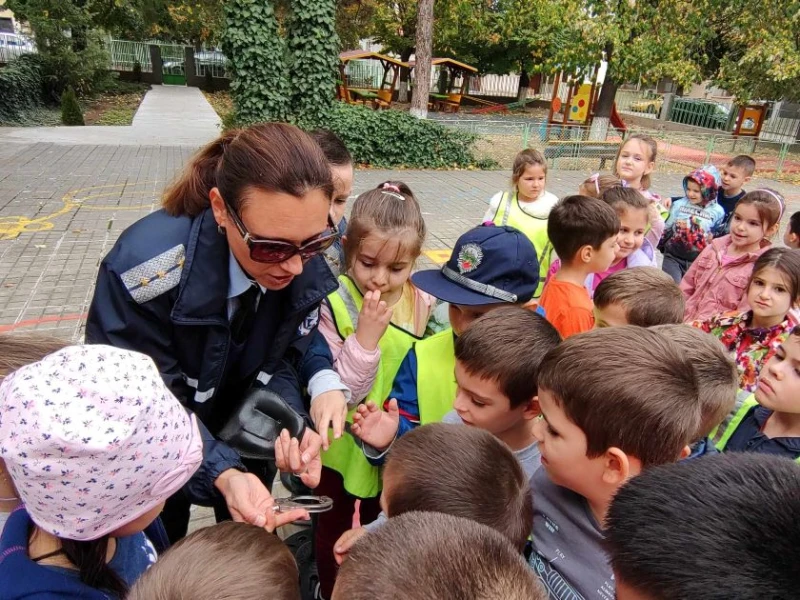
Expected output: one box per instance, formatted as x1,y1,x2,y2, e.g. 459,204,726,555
318,282,437,403
680,235,770,322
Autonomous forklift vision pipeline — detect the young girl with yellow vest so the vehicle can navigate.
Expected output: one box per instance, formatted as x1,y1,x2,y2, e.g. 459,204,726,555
483,149,557,299
347,224,542,461
713,328,800,463
313,181,443,598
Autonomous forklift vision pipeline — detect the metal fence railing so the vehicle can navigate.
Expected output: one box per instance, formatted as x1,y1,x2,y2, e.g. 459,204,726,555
668,98,735,131
0,45,35,64
759,102,800,143
616,89,663,120
434,116,800,178
194,49,228,78
614,89,738,131
106,39,153,72
343,61,557,100
343,59,384,89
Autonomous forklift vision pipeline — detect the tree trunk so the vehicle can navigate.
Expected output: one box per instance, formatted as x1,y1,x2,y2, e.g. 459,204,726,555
398,47,413,102
410,0,434,119
517,68,530,102
590,76,618,141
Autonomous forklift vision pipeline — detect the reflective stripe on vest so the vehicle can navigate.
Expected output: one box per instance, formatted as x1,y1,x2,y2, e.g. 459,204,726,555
712,392,758,451
415,329,457,424
321,276,422,498
712,393,800,463
493,192,552,299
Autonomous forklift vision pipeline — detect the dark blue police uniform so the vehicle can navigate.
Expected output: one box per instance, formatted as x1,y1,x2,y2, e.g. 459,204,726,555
85,207,337,513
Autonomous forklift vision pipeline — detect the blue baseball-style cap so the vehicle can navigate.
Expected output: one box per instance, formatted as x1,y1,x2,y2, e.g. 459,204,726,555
412,224,540,306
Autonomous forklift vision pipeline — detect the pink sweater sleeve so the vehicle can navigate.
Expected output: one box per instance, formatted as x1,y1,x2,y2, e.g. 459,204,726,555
319,302,381,404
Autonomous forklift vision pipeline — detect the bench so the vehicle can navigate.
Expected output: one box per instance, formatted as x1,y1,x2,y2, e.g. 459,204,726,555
543,141,619,169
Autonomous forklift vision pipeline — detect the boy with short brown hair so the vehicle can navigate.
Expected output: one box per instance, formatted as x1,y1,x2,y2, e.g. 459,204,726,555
593,267,684,328
333,512,546,600
334,422,533,563
380,423,533,550
539,195,620,337
530,327,701,599
352,306,561,479
717,154,755,235
127,521,300,600
651,324,738,457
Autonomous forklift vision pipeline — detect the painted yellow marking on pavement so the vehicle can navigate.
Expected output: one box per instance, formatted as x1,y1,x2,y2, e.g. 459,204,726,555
0,181,160,239
423,249,452,265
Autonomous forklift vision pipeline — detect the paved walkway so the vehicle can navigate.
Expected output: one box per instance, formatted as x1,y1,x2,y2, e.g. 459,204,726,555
2,132,800,534
0,85,220,146
1,144,798,341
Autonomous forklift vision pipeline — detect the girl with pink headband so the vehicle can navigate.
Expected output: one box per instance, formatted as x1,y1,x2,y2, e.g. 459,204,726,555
0,345,203,598
682,188,785,322
313,180,444,597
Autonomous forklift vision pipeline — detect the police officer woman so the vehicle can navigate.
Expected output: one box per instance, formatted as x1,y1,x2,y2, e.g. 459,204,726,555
86,123,348,539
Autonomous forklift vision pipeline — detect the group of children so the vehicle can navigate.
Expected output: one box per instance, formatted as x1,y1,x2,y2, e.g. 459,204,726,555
1,128,800,600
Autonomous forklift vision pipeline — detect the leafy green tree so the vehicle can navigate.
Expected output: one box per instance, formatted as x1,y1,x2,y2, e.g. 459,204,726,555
6,0,112,98
223,0,290,124
335,0,380,51
363,0,575,101
712,0,800,103
548,0,712,138
162,1,224,45
286,0,340,128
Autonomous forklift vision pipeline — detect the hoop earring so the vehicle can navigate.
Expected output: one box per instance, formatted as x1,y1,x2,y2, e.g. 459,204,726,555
218,225,226,235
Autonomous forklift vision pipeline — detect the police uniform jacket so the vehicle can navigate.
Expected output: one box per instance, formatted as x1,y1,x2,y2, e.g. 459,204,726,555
85,207,337,504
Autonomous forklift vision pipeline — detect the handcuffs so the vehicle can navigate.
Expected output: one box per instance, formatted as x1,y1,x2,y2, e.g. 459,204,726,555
273,495,334,514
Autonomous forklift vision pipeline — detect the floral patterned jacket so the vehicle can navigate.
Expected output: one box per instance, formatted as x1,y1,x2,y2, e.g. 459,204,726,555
694,310,797,392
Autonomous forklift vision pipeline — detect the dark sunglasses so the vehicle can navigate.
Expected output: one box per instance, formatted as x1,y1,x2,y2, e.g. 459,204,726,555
225,201,340,264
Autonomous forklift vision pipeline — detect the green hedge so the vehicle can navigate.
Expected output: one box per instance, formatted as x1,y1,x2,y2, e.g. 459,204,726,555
321,104,480,169
0,54,45,122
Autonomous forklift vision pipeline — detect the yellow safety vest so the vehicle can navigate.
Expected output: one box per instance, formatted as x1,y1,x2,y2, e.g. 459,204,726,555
321,276,423,498
492,192,552,299
415,329,458,424
712,392,758,451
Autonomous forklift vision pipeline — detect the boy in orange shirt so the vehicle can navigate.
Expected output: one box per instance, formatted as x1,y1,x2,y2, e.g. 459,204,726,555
539,196,620,337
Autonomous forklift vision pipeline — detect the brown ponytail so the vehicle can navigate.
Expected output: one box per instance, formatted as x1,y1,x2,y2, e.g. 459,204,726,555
162,123,334,217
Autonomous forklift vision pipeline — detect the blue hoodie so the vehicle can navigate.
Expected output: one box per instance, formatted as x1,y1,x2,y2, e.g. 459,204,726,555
661,165,725,260
0,506,165,599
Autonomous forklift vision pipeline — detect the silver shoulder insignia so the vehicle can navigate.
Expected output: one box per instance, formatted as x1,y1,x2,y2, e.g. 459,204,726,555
120,244,186,304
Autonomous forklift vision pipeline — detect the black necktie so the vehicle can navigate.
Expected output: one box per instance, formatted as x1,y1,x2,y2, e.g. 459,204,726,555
231,285,259,343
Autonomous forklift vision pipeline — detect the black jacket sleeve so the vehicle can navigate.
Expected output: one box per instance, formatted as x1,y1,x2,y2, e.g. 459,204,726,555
85,259,245,505
263,314,336,428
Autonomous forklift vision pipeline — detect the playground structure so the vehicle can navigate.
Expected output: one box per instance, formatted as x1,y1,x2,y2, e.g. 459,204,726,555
545,67,627,132
338,50,408,109
409,57,478,113
541,67,630,167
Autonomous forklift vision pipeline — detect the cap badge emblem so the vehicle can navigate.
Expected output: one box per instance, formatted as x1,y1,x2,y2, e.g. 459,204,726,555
457,243,483,274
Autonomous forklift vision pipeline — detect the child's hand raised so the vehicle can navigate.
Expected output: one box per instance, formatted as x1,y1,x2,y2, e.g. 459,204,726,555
350,398,400,451
310,390,348,451
355,290,393,351
334,527,368,565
